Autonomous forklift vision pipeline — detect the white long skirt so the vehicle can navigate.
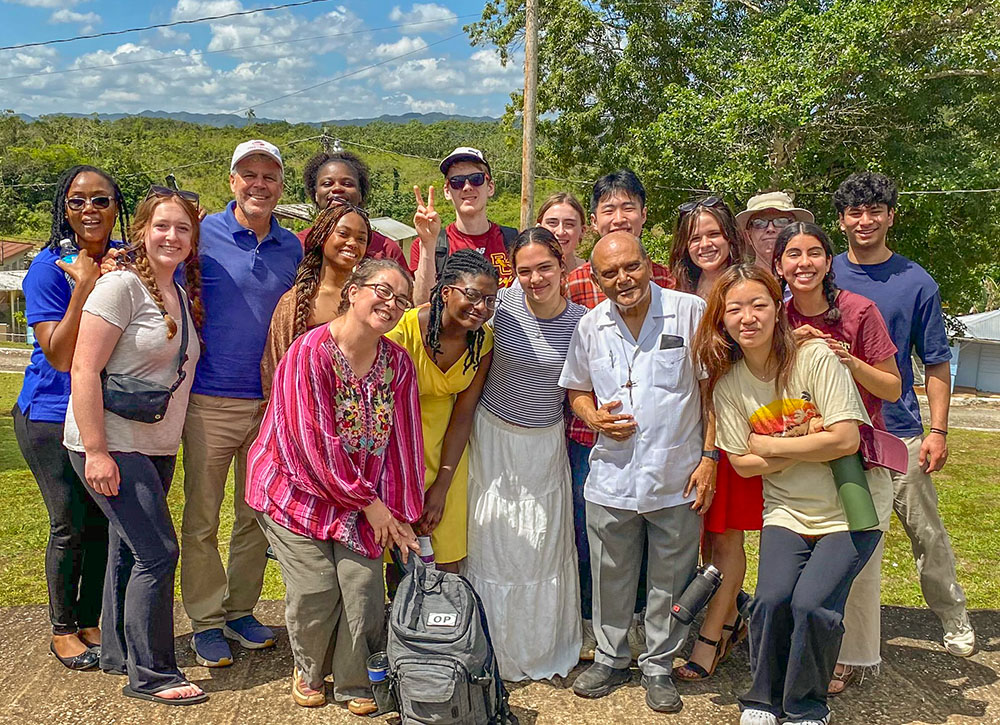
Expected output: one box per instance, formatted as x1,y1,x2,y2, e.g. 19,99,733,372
466,407,581,681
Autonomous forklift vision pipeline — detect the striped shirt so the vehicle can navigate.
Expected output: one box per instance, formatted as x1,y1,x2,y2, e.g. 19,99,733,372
245,324,425,558
481,284,587,428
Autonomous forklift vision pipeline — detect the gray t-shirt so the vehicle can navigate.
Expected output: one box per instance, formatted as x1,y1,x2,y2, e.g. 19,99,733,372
64,270,200,456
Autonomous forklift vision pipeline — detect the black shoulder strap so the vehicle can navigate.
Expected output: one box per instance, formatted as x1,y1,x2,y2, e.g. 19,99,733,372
167,282,190,394
498,225,518,256
434,228,450,277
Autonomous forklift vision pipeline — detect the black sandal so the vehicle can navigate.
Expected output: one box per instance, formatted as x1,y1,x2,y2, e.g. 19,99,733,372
721,613,748,663
672,634,723,681
122,683,208,706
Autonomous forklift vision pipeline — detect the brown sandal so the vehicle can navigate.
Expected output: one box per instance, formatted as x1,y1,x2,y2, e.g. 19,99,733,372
672,634,723,681
827,665,858,696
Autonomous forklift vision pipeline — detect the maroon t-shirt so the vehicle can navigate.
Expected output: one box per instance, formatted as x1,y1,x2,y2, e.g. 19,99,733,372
408,222,513,288
296,227,409,272
787,289,898,430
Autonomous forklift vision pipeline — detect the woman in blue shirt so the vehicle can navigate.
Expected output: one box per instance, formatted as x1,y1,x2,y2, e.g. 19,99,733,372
14,164,130,671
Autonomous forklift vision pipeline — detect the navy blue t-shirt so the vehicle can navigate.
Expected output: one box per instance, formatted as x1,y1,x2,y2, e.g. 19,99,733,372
193,201,302,399
832,252,951,437
17,242,123,423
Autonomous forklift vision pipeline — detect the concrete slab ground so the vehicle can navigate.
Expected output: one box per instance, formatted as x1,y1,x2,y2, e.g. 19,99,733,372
0,601,996,725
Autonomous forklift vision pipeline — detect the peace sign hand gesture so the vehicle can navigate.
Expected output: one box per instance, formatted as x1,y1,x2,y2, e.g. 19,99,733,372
413,185,442,247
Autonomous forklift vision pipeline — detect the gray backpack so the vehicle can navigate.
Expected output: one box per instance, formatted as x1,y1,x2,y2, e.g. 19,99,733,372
387,558,517,724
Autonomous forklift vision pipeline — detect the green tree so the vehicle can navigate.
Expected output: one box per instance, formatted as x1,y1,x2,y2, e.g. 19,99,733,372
471,0,1000,309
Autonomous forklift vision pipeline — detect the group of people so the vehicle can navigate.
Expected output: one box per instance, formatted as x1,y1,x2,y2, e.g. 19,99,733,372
15,136,974,723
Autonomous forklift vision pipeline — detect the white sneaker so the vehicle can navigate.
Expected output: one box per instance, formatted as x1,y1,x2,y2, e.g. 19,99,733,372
627,620,646,661
580,619,597,661
943,615,975,657
798,713,832,725
740,709,779,725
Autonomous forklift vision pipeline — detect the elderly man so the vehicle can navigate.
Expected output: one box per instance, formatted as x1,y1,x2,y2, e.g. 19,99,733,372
181,140,302,668
736,191,813,270
560,231,715,714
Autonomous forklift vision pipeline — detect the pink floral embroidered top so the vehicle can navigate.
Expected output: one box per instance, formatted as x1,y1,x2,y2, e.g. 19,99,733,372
246,323,425,558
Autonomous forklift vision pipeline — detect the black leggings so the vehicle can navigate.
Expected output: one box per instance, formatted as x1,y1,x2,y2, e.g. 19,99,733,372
13,406,108,635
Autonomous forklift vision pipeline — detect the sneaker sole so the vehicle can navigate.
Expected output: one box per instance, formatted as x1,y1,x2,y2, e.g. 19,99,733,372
572,674,631,699
223,625,275,650
190,639,233,668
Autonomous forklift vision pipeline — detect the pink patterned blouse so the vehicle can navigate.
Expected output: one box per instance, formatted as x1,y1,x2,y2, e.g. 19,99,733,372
246,323,425,558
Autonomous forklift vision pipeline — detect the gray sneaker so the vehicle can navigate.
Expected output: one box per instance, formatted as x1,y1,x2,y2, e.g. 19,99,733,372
580,619,597,661
943,614,975,657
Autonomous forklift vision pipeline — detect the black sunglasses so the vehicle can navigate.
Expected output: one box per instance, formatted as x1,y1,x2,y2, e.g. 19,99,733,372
66,195,113,211
678,196,724,214
145,185,200,205
447,172,488,191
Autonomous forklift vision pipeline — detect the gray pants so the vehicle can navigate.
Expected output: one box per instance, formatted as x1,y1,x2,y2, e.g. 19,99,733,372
587,501,700,675
893,435,967,624
257,512,385,699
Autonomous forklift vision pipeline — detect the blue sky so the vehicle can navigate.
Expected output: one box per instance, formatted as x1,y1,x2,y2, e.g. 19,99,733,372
0,0,522,122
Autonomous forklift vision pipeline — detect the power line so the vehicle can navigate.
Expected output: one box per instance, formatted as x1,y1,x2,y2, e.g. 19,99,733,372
0,0,339,52
0,15,479,83
230,30,467,114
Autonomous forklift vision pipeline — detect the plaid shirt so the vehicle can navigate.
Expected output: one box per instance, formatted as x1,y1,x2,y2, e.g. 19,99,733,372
564,261,677,447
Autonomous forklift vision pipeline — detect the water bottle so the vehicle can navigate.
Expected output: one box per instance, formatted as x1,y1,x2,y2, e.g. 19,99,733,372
417,535,435,570
671,564,724,624
58,238,78,264
366,651,397,714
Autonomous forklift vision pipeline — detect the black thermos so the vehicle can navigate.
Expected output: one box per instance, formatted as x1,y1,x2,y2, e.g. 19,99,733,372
671,564,723,624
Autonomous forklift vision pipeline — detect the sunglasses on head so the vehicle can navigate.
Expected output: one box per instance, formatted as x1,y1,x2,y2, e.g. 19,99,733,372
66,195,113,211
329,196,370,219
678,196,724,214
447,172,488,191
145,185,200,205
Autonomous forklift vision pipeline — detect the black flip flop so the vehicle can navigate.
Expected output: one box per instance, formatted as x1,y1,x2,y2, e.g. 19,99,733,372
122,683,208,706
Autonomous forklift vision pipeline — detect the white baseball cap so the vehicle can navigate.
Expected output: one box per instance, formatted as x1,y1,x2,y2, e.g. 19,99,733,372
439,146,491,176
231,139,283,173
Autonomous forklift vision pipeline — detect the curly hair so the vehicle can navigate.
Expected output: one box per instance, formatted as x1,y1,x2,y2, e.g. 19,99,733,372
302,150,371,205
772,222,841,325
47,165,131,254
427,249,498,373
669,197,748,294
833,172,898,214
337,258,413,315
127,194,203,340
292,204,372,338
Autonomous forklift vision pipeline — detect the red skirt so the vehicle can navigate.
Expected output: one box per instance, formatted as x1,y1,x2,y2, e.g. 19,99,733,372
704,451,764,534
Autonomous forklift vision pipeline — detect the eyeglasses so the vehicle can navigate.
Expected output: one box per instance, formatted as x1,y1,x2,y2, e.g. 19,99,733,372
678,196,724,214
361,283,413,311
328,196,369,219
145,185,200,205
749,217,795,230
447,173,488,191
66,195,113,211
446,285,498,311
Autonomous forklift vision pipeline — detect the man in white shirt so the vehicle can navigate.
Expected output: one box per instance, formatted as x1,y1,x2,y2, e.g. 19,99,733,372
560,231,716,714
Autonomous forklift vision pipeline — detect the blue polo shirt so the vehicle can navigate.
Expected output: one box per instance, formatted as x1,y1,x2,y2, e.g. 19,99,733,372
17,242,124,423
193,201,301,398
832,252,952,437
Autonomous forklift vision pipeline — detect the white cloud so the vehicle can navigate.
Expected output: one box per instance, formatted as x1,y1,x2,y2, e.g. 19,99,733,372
392,93,457,114
380,57,460,91
388,3,457,30
49,8,100,31
373,36,427,59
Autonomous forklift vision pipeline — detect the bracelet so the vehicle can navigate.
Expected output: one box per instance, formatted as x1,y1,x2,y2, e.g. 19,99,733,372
929,427,948,437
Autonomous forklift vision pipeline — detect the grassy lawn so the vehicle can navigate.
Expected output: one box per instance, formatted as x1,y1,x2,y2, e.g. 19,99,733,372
0,370,997,609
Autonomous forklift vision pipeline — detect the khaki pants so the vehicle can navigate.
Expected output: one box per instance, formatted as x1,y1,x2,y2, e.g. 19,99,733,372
257,512,385,699
892,435,967,624
838,537,884,667
180,394,266,632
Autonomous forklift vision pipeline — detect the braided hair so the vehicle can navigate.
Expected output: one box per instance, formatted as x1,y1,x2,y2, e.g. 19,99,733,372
293,204,372,338
772,221,841,324
303,150,371,205
427,249,499,373
127,193,203,339
47,165,131,253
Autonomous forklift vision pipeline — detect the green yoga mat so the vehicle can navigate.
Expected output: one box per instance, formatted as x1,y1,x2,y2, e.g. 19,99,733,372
829,453,879,531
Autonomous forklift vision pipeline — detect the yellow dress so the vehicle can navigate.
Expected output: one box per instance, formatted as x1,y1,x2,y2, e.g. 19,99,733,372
385,307,494,563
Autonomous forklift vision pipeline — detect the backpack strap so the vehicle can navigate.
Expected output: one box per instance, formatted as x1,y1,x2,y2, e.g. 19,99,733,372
434,228,450,278
166,282,190,394
458,574,517,724
498,225,518,257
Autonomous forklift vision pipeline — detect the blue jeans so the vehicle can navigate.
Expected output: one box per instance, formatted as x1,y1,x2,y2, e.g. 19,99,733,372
568,439,647,620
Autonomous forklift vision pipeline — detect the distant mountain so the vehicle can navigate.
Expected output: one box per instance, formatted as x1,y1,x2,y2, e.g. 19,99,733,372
14,110,498,128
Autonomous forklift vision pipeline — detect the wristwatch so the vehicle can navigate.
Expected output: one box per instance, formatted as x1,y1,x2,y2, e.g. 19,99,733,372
702,449,720,462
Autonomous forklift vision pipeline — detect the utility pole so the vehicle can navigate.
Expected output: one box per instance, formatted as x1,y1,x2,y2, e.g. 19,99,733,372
519,0,539,231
